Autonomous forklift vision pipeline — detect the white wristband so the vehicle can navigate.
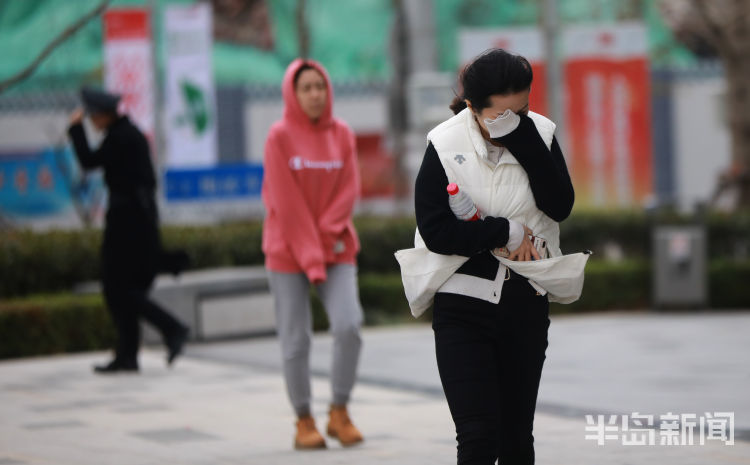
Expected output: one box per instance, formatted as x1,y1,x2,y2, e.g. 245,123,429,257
506,219,524,252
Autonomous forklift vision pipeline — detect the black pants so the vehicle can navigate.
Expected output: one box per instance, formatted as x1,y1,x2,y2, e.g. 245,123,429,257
102,271,185,364
432,272,550,465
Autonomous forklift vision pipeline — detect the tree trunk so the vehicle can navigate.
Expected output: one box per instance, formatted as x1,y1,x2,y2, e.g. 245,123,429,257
686,0,750,210
724,57,750,208
296,0,309,59
388,0,411,198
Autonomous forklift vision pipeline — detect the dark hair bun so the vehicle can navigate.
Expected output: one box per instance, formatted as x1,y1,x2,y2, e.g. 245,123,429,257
449,96,467,115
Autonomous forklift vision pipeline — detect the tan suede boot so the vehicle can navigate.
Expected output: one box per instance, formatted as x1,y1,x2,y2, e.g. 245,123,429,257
327,405,364,446
294,415,327,450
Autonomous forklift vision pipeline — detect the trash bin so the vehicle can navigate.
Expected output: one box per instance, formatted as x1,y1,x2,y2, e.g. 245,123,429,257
652,225,707,308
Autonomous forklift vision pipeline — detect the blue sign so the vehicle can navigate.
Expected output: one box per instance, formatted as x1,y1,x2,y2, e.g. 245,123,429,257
0,147,102,217
164,163,264,201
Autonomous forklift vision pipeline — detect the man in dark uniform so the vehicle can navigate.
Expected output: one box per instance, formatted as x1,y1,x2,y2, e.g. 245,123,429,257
68,87,189,374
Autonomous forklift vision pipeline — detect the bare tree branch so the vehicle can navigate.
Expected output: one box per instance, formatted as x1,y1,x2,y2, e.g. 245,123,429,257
691,0,736,57
296,0,309,59
729,0,750,55
0,0,112,95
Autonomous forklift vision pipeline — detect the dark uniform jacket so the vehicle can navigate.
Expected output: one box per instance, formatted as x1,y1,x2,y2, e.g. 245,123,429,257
68,116,160,288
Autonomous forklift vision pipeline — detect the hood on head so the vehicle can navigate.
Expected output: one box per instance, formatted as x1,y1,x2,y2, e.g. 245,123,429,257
80,86,120,114
281,58,334,127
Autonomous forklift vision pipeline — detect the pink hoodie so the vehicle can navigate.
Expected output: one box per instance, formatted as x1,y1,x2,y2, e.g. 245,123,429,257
261,59,360,283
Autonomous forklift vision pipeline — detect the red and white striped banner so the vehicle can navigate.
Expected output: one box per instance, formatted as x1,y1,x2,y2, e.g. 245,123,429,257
103,8,156,141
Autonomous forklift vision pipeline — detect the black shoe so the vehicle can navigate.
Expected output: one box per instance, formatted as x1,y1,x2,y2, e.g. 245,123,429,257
166,326,190,366
93,359,139,374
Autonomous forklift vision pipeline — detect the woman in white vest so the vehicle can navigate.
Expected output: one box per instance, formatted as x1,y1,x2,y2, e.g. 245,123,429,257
414,49,574,464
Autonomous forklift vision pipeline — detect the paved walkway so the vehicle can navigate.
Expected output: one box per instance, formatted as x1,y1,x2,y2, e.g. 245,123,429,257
1,311,749,464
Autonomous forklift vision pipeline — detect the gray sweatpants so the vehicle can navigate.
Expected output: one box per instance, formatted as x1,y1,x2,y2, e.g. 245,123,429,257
267,264,363,417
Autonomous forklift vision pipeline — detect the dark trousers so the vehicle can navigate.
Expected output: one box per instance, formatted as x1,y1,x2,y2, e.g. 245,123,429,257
432,273,550,465
103,274,185,363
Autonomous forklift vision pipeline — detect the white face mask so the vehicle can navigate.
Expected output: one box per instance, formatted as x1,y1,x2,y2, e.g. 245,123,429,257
483,109,521,139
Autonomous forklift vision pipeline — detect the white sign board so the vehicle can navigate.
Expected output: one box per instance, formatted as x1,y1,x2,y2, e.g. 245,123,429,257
164,3,218,167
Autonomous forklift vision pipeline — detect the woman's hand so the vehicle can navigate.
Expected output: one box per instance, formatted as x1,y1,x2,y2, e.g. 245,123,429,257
508,225,540,262
69,107,85,126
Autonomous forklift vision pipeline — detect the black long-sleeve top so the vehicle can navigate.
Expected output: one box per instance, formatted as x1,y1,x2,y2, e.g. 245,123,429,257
415,113,574,272
68,116,160,277
499,115,574,222
68,116,156,197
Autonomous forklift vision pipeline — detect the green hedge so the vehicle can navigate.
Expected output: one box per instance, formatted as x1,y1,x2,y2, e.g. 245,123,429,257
709,259,750,308
1,212,749,298
557,211,651,257
352,261,652,320
706,214,750,258
0,293,114,359
0,229,101,297
3,259,749,359
355,217,416,273
556,210,750,258
309,259,750,330
551,260,650,313
0,218,417,298
161,222,265,270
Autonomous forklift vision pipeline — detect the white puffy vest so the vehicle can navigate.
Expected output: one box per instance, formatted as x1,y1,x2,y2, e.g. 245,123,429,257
419,108,561,258
396,108,588,318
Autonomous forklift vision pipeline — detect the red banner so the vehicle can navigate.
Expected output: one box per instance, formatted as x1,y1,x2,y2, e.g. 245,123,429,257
103,8,155,141
458,23,653,207
563,23,653,207
356,134,395,198
104,9,150,40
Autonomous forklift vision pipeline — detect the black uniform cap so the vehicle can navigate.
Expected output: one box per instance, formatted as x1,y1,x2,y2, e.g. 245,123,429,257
80,86,121,114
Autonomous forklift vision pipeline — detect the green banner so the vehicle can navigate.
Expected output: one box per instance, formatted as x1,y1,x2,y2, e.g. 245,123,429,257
0,0,393,93
0,0,698,95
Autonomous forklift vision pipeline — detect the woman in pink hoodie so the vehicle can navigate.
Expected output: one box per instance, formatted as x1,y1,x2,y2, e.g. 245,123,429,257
262,59,364,450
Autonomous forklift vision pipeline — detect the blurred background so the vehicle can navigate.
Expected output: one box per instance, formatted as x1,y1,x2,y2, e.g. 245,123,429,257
1,0,749,355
